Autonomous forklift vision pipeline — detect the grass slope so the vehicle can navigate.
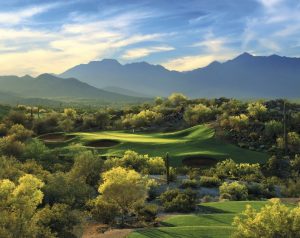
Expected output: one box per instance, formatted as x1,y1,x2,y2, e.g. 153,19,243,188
72,125,268,166
128,201,269,238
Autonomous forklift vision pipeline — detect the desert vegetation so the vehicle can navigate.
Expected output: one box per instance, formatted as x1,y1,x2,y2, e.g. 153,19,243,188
0,94,300,237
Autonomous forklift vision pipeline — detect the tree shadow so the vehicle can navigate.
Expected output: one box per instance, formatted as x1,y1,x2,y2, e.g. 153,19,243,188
134,228,204,238
197,205,231,214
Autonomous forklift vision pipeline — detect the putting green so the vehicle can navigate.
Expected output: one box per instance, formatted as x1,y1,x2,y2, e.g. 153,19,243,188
128,201,296,238
71,125,268,166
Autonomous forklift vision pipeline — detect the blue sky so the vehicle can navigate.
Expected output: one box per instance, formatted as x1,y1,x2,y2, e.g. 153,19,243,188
0,0,299,75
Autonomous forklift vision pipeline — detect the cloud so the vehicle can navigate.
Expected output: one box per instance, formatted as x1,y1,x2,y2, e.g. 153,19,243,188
0,0,299,75
171,33,239,71
192,38,227,53
0,5,171,75
122,46,174,59
0,3,61,25
162,52,236,71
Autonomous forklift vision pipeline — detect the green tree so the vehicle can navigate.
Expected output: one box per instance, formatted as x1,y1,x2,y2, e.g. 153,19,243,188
68,150,103,186
58,118,74,132
43,172,93,208
95,111,110,129
24,139,49,161
167,93,188,106
87,197,119,225
34,203,79,238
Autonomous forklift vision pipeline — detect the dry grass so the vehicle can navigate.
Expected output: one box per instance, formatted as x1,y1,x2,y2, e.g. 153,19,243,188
82,223,132,238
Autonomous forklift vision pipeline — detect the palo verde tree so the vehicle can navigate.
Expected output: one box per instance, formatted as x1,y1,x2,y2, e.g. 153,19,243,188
98,167,148,225
0,174,44,238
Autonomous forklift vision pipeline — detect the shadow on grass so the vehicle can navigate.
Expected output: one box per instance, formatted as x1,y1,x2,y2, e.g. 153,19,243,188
133,228,203,238
197,206,231,214
197,214,233,226
159,221,175,227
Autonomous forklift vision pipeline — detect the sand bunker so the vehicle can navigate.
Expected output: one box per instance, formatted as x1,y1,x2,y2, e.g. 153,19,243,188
39,133,75,142
86,139,120,148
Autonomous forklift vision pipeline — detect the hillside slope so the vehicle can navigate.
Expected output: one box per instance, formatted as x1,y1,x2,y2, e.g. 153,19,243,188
0,74,147,102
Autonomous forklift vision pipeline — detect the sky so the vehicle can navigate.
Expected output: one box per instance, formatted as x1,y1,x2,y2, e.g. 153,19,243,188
0,0,300,76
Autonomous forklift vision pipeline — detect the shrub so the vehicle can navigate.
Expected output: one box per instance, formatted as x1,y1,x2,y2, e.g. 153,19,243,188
87,197,119,225
24,139,49,161
247,102,267,120
180,179,198,189
147,179,159,201
8,124,33,142
219,181,248,201
281,179,300,197
0,123,7,137
212,159,262,181
184,103,215,125
277,132,300,153
266,156,291,178
199,176,221,187
136,204,159,223
201,195,217,203
0,136,25,157
188,168,201,180
147,157,165,174
168,167,177,182
233,199,300,238
104,151,165,175
5,110,27,125
246,182,276,200
228,114,249,131
160,189,197,212
264,120,283,139
34,203,79,238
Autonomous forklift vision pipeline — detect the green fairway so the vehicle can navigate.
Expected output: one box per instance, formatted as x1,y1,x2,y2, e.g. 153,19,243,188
129,226,234,238
128,201,269,238
71,125,268,166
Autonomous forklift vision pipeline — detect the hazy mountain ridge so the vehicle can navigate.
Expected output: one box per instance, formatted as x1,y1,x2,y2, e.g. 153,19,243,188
0,73,147,103
60,53,300,98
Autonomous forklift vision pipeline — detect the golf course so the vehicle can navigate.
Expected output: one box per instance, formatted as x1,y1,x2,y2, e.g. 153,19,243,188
66,124,269,166
128,201,269,238
40,124,269,166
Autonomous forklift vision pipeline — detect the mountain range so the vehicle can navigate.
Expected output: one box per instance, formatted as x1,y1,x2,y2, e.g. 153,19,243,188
0,74,147,105
0,52,299,106
60,52,300,99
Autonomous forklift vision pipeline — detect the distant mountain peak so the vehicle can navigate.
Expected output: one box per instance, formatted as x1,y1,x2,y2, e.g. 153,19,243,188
98,59,121,65
208,60,221,67
241,52,253,56
36,73,58,80
21,74,34,80
235,52,253,59
268,54,281,58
